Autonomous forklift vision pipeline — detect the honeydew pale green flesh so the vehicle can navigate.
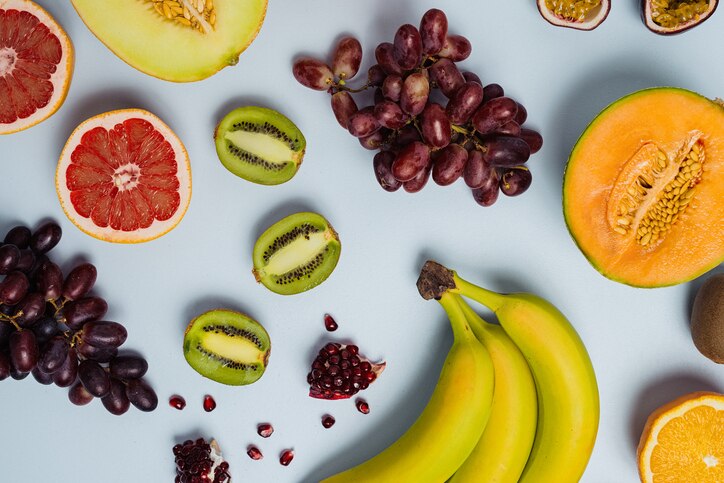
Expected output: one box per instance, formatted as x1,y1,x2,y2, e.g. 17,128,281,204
70,0,267,82
253,213,341,295
215,106,306,185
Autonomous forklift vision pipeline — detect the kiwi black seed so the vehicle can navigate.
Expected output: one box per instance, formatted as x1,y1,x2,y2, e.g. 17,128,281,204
252,212,341,295
183,309,271,385
691,273,724,364
214,106,306,185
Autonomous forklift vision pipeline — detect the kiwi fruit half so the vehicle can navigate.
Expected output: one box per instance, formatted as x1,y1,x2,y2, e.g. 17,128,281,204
253,212,341,295
214,106,305,185
183,309,271,385
691,273,724,364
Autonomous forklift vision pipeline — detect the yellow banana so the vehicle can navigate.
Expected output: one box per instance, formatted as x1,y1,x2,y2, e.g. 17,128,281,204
449,294,538,483
321,292,494,483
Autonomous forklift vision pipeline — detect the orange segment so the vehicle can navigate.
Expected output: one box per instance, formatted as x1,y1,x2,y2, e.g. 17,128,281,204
638,392,724,483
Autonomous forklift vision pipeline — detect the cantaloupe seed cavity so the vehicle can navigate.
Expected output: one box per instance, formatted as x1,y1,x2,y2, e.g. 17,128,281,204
147,0,217,33
607,132,705,247
199,324,265,367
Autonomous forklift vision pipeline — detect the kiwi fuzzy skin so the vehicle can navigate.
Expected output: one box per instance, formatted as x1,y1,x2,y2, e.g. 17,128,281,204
691,274,724,364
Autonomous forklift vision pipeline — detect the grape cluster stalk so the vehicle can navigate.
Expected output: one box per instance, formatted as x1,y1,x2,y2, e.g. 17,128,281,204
293,8,543,205
0,222,157,415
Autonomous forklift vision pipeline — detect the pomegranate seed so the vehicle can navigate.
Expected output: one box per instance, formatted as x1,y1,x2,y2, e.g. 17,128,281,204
247,445,263,460
169,395,186,410
322,415,336,428
308,342,385,400
324,313,338,331
257,423,274,438
356,399,370,414
279,449,294,466
203,395,216,412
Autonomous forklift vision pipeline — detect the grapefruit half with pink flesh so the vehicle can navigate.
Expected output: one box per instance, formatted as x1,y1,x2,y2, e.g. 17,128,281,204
56,109,192,243
0,0,74,134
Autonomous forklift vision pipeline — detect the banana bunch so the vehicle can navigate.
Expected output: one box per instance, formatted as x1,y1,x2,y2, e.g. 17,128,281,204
321,260,599,483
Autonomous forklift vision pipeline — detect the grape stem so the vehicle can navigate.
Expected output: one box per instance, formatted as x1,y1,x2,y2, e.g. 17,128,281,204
332,82,370,94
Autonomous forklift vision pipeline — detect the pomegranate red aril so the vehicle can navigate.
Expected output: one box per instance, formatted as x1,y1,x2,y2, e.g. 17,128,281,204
481,136,531,167
483,83,505,102
500,168,533,196
520,128,544,154
293,57,334,91
382,75,403,102
420,8,448,55
400,72,430,116
169,395,186,410
375,42,403,76
331,91,358,129
332,37,362,80
374,151,402,192
174,438,230,483
356,399,370,414
429,58,465,98
203,395,216,412
420,103,451,149
308,342,385,400
438,34,472,61
392,141,431,182
375,101,408,130
472,97,518,134
446,81,484,125
432,144,468,186
280,449,294,466
324,314,338,332
322,414,336,428
347,107,380,138
247,445,263,460
393,24,423,70
257,423,274,438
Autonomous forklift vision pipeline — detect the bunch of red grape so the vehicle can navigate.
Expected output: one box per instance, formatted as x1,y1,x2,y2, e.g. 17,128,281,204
0,221,157,415
293,8,542,205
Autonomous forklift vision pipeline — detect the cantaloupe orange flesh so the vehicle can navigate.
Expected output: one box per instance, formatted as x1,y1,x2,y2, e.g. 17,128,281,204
564,88,724,287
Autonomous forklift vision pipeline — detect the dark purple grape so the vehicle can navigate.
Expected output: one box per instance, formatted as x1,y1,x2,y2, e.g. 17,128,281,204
61,296,108,330
9,330,38,373
446,81,484,125
500,168,533,196
0,322,14,347
62,263,97,301
30,222,61,254
472,169,501,206
31,366,54,385
496,121,521,136
4,226,31,249
37,336,69,374
375,101,408,130
69,382,94,406
393,24,422,70
0,244,20,274
76,341,118,363
0,351,10,380
483,83,504,102
81,321,127,349
14,249,35,273
432,144,468,186
375,42,402,76
391,141,431,182
359,129,388,150
109,356,148,380
102,378,130,415
367,64,386,86
26,253,48,281
14,292,45,327
464,149,495,189
402,163,432,193
514,103,528,125
429,58,464,98
520,128,543,154
472,97,518,134
331,91,358,129
438,35,472,61
373,151,402,192
347,107,381,138
462,71,482,85
37,261,63,301
382,75,403,102
480,136,531,167
400,72,430,116
293,57,334,91
78,360,110,397
332,36,362,80
392,124,422,150
10,364,29,380
126,378,158,412
0,271,29,306
31,317,59,343
420,8,448,55
53,348,78,387
420,103,451,149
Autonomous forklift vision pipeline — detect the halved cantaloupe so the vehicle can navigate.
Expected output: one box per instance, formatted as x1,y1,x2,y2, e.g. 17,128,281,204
563,88,724,287
71,0,267,82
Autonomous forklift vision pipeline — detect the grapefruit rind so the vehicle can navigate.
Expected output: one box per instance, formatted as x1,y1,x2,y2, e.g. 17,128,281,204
56,109,192,243
0,0,74,135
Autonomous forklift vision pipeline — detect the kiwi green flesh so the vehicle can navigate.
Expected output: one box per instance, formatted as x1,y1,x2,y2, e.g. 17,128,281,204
691,274,724,364
215,106,306,185
183,309,271,385
253,212,341,295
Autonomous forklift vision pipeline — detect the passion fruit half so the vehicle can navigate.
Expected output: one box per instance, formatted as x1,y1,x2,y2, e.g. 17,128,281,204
642,0,718,35
537,0,611,30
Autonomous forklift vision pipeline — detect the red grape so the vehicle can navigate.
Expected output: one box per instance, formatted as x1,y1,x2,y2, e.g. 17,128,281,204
375,42,403,75
438,35,472,61
293,58,334,91
393,24,422,70
69,382,94,406
367,64,386,86
429,58,464,98
514,103,528,125
472,170,500,207
347,107,381,138
9,330,38,373
463,149,494,189
126,378,158,412
62,263,97,301
392,141,431,181
37,335,68,374
0,351,10,380
109,356,148,380
393,124,422,150
480,136,530,167
432,144,468,186
102,378,131,415
76,341,118,363
52,348,78,387
496,121,521,136
373,151,402,192
4,226,31,249
462,71,482,85
500,168,533,196
32,366,54,385
382,75,403,102
420,103,451,148
359,129,388,150
81,321,127,349
472,97,518,134
15,292,45,326
0,271,29,305
0,244,20,274
332,37,362,80
375,100,408,130
78,359,111,397
420,8,448,55
331,91,358,129
61,296,108,330
483,83,504,102
37,261,63,301
520,128,543,154
446,81,484,125
400,72,429,116
30,222,61,254
403,163,432,193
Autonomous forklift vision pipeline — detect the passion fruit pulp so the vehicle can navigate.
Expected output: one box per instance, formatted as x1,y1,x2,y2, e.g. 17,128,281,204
642,0,718,34
537,0,611,30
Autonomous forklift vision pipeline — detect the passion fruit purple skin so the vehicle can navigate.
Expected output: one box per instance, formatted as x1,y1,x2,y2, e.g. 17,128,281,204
537,0,611,31
642,0,718,35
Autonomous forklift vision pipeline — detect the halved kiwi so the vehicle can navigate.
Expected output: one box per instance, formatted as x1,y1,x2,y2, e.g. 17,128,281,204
214,106,305,185
252,212,341,295
183,309,271,385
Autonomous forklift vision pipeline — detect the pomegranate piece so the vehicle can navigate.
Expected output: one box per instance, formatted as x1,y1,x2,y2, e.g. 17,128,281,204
324,313,338,332
247,445,263,460
203,395,216,412
322,415,336,428
257,423,274,438
279,449,295,466
173,438,230,483
307,342,385,400
169,395,186,410
356,399,370,414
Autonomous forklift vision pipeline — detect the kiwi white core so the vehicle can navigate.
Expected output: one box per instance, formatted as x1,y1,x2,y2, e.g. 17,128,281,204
225,130,294,166
264,231,329,275
203,332,264,362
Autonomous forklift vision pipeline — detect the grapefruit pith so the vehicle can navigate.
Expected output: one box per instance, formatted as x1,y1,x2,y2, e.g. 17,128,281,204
0,0,74,135
56,109,192,243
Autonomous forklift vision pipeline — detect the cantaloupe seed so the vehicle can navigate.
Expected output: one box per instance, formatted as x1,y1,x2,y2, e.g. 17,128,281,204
148,0,217,33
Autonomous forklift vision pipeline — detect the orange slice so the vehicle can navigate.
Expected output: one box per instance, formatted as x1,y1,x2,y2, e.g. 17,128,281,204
56,109,192,243
637,391,724,483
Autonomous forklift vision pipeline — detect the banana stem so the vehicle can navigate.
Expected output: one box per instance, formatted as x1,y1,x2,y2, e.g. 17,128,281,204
453,294,493,338
452,275,506,313
437,292,473,342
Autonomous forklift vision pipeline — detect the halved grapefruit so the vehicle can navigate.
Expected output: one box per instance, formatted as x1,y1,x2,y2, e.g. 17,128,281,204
56,109,192,243
0,0,74,135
